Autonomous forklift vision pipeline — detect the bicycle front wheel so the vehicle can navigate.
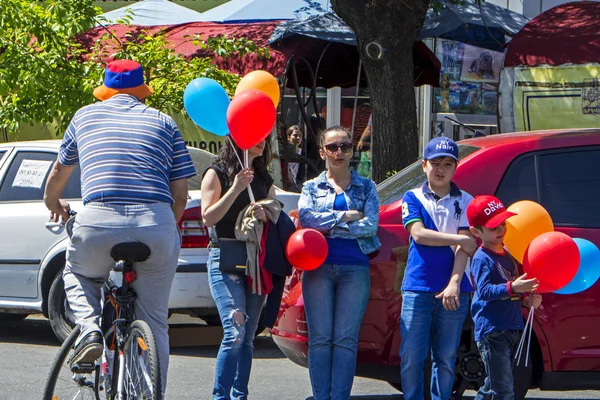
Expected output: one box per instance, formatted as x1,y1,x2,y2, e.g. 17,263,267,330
43,325,102,400
122,320,161,399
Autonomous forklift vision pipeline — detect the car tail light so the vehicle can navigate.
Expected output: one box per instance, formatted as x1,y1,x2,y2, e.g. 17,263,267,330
178,206,209,248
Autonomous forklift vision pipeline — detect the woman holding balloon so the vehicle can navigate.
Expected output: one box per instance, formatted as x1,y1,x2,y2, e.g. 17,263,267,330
200,137,275,400
298,126,381,400
193,68,282,399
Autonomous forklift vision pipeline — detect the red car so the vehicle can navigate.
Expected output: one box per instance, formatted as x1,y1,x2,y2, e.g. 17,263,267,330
271,129,600,399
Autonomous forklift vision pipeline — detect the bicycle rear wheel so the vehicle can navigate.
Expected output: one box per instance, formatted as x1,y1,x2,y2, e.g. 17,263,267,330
122,320,161,399
43,325,103,400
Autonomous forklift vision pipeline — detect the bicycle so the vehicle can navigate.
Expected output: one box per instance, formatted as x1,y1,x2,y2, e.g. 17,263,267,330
43,241,161,400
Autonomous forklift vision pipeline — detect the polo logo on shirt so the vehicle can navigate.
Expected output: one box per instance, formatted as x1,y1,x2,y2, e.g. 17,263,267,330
484,200,504,215
454,200,462,220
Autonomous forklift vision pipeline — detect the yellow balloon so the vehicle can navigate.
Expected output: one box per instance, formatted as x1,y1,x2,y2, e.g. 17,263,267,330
235,70,280,107
504,200,554,263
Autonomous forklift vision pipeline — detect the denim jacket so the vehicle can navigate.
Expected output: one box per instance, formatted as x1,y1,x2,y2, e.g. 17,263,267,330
298,170,381,255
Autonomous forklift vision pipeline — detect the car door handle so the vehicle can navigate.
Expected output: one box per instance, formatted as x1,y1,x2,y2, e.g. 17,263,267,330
45,221,65,233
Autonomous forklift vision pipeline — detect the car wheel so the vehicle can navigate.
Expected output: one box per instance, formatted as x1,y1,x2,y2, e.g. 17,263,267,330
0,313,28,323
453,330,532,400
48,271,76,343
420,324,485,400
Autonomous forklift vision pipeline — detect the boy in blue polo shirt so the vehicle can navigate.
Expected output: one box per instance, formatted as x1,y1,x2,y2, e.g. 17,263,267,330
400,136,477,400
467,195,541,400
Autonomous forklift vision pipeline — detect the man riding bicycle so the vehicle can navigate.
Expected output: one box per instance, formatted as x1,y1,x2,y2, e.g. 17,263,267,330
43,60,197,397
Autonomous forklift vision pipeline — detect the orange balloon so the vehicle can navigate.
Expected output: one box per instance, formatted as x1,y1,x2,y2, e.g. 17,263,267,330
235,70,280,107
503,200,554,263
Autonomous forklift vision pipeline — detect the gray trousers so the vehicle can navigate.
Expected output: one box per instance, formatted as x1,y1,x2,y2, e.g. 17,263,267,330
63,202,180,393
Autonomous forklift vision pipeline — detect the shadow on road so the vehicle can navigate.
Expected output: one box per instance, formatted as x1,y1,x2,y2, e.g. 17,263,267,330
306,396,403,400
170,335,286,360
0,316,285,360
306,397,599,400
0,316,59,347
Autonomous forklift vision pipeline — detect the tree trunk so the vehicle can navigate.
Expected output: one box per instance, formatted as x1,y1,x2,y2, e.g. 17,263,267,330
331,0,430,183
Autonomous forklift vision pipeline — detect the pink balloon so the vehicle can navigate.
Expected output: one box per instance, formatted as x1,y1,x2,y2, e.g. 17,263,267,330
226,89,276,150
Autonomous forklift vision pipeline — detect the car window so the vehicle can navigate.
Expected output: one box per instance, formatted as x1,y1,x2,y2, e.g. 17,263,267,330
496,155,537,207
187,147,215,191
378,144,481,206
538,148,600,227
0,151,81,202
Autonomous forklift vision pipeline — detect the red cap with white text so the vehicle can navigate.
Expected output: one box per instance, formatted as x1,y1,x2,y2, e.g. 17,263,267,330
467,195,517,228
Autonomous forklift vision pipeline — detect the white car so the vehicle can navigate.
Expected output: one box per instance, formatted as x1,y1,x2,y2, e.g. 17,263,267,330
0,140,300,341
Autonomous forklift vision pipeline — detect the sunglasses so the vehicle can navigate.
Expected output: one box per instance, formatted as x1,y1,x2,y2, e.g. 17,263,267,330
323,142,353,154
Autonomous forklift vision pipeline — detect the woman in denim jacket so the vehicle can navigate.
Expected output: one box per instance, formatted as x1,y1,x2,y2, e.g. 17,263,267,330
298,126,381,400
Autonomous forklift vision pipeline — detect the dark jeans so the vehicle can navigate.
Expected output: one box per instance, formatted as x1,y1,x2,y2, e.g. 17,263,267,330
302,264,370,400
475,330,522,400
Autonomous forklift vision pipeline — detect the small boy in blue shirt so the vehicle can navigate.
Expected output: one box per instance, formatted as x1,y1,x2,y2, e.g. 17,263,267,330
467,195,542,400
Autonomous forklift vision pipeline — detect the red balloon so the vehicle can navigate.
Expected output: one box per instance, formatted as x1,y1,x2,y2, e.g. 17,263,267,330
523,231,580,293
286,229,328,271
226,89,276,150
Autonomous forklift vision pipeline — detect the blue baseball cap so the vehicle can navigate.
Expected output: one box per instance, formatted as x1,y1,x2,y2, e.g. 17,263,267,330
424,136,459,161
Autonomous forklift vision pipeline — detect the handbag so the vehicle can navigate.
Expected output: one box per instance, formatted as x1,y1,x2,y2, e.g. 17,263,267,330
218,238,248,274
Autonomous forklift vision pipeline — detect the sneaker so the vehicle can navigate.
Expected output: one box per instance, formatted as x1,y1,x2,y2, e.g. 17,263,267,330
70,331,104,367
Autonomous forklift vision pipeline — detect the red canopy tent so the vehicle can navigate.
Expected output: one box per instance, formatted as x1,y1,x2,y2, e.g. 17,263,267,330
498,1,600,133
504,1,600,68
79,20,440,88
79,21,289,78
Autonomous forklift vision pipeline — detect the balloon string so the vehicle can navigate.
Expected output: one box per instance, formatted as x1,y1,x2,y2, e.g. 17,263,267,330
227,135,244,168
525,306,534,367
515,303,534,365
515,305,531,363
226,135,256,203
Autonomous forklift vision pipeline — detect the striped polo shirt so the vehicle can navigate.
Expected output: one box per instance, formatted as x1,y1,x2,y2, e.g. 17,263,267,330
401,182,474,293
59,94,197,205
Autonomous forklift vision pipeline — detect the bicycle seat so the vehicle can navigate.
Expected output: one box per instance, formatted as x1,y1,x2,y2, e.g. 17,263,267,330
110,242,151,263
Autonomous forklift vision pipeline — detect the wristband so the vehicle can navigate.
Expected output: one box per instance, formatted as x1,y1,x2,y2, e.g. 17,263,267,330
507,281,515,297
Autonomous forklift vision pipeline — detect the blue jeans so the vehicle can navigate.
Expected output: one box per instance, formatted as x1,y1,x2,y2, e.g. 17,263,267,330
208,248,265,400
475,330,521,400
302,264,370,400
400,291,469,400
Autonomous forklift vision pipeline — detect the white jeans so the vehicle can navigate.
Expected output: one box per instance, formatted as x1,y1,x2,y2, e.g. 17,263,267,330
63,202,180,393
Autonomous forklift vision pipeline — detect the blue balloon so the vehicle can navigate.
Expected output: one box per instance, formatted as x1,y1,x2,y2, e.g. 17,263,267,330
183,78,230,136
555,238,600,294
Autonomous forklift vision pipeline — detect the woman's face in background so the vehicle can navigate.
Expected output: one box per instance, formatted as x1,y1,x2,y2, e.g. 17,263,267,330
288,129,302,146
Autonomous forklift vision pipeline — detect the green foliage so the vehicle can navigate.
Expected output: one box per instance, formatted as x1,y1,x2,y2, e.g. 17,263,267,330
0,0,269,135
0,0,102,132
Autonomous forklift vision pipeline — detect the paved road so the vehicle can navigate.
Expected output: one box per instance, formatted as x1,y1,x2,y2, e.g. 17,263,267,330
0,315,599,399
